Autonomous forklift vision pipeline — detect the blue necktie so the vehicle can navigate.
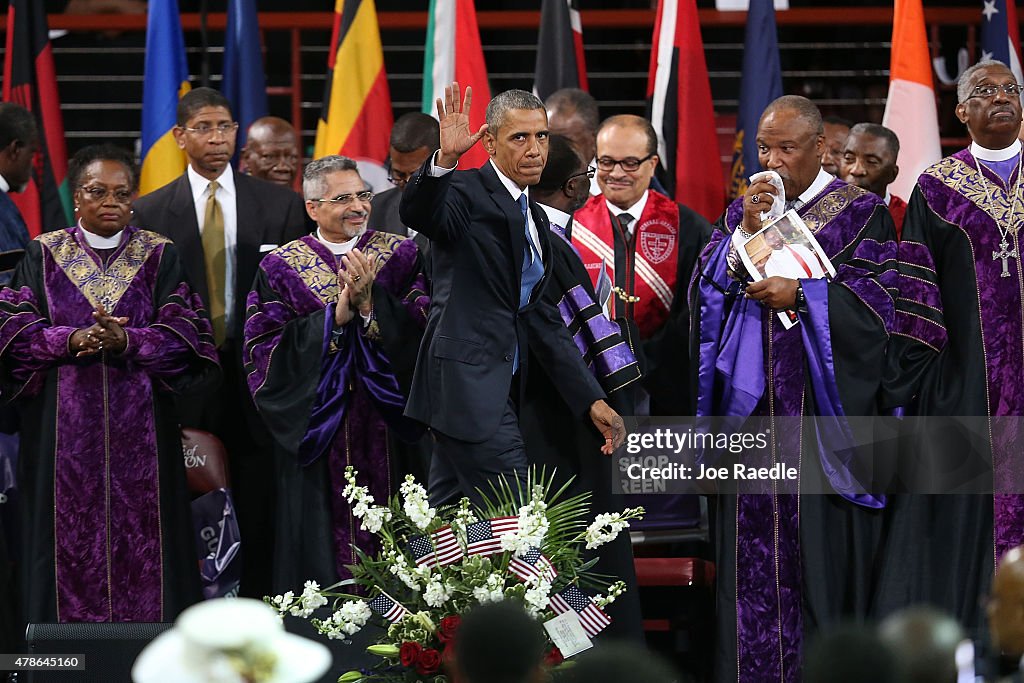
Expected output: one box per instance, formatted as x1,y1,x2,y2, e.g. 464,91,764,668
514,193,544,372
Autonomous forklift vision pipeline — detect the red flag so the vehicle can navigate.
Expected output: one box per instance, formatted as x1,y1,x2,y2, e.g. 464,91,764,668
3,0,72,236
647,0,724,222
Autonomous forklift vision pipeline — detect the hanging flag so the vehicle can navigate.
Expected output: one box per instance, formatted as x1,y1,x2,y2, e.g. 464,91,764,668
314,0,392,175
368,591,409,623
223,0,268,154
140,0,191,195
509,547,558,583
980,0,1024,84
882,0,942,200
408,525,462,568
727,0,783,199
533,0,588,101
548,584,611,637
2,0,72,236
464,517,518,557
422,0,492,169
647,0,724,221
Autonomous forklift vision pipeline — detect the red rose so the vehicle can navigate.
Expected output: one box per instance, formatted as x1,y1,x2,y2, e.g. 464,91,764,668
544,646,564,667
399,641,423,668
416,648,442,675
438,615,462,644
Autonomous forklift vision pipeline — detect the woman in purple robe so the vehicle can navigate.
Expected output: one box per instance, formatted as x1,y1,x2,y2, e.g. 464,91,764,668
243,155,428,591
0,145,219,624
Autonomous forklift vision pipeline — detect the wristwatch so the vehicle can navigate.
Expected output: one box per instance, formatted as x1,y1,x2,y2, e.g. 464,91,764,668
794,283,807,313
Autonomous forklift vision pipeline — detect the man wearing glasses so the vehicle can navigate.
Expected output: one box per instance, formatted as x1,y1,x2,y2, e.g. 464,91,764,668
244,155,428,590
883,60,1024,636
369,112,439,256
133,87,307,600
572,114,711,416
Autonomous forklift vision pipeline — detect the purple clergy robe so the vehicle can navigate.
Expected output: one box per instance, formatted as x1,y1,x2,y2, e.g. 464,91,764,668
0,226,218,623
693,179,897,683
243,231,428,589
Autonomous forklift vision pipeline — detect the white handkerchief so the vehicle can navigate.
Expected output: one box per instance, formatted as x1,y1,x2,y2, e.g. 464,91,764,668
259,244,278,253
748,170,786,220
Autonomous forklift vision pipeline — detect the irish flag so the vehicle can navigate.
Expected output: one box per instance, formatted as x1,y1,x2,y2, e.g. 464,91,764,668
422,0,491,169
882,0,941,200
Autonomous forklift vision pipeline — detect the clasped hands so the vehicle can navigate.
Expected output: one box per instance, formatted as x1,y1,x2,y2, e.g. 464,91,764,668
70,304,128,357
334,248,378,327
740,179,799,310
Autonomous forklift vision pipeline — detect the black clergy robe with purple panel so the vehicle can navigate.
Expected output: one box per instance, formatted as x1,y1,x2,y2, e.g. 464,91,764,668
0,226,219,624
881,147,1024,632
692,179,897,683
243,231,428,592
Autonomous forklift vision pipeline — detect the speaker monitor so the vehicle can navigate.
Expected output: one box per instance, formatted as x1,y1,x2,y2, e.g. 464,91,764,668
22,622,171,682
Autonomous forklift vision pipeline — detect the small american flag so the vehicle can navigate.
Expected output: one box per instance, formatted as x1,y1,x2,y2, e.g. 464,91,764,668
465,516,519,557
548,584,611,637
509,547,558,583
408,525,462,568
368,591,409,623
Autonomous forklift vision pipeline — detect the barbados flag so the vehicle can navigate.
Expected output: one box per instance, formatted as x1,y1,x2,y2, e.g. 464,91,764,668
140,0,191,196
314,0,392,166
728,0,782,198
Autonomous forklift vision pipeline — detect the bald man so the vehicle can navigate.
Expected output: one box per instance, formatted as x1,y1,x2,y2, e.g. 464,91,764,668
985,547,1024,680
241,116,300,188
571,114,711,416
693,95,896,683
879,607,963,683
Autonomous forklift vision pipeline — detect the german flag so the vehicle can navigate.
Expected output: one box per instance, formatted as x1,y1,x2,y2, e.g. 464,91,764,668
314,0,393,164
3,0,72,236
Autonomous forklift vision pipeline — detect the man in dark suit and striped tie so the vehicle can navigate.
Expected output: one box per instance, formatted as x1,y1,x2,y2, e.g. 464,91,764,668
0,103,37,284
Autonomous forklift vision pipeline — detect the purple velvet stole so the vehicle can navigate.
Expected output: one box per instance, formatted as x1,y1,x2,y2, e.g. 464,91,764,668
244,231,427,579
0,226,217,622
918,150,1024,562
696,184,895,682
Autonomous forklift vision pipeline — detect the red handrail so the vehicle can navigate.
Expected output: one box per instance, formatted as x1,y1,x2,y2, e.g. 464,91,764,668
0,8,990,33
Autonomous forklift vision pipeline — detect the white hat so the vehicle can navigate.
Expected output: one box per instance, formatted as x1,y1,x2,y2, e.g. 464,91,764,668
132,598,332,683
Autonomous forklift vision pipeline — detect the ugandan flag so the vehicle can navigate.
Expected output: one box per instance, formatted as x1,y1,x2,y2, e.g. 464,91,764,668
313,0,393,164
3,0,72,236
647,0,724,222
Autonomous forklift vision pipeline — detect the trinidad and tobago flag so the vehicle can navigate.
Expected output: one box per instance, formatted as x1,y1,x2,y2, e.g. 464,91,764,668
647,0,724,221
533,0,589,101
3,0,73,236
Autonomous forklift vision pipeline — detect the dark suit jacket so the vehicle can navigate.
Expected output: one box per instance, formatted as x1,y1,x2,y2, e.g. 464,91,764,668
400,160,604,443
370,187,430,254
132,169,308,341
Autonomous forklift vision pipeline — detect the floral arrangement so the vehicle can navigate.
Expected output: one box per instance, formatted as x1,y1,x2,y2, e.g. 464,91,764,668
268,468,643,683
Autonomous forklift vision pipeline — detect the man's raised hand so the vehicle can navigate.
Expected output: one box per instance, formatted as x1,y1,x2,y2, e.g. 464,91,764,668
435,81,488,168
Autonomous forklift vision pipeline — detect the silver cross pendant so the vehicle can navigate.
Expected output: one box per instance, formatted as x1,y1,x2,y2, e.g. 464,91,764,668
993,238,1018,278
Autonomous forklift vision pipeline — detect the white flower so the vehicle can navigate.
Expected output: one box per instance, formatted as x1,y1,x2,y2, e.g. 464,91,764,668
387,550,426,592
451,499,478,547
584,509,642,550
501,490,549,556
361,506,392,534
400,475,436,531
523,578,553,616
326,600,372,637
269,591,296,617
423,578,454,608
292,580,327,617
472,573,506,604
593,581,627,608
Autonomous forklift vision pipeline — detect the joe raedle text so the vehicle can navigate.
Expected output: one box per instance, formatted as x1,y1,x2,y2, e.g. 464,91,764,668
624,461,798,482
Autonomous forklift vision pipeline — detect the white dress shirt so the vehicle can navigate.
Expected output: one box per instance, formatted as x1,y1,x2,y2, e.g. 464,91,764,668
793,167,834,209
539,204,572,233
0,173,10,194
605,190,650,238
429,152,544,260
188,164,238,333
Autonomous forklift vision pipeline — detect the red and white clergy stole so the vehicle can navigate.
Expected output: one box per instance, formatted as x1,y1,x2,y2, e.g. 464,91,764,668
572,191,679,338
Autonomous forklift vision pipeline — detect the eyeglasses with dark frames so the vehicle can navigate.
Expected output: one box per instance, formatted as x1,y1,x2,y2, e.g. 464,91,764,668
596,154,655,172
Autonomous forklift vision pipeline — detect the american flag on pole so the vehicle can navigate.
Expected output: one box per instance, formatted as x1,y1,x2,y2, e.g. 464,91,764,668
548,585,611,637
980,0,1024,84
509,547,558,583
464,516,519,557
408,525,462,568
368,591,409,623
